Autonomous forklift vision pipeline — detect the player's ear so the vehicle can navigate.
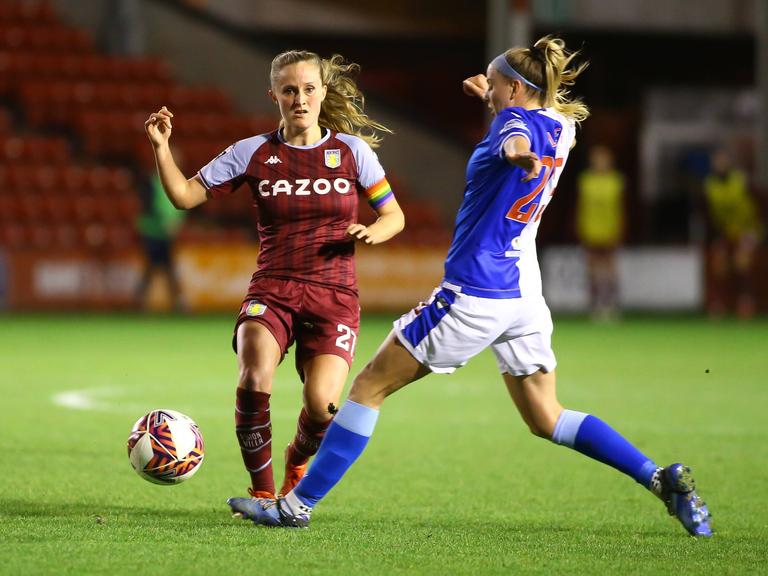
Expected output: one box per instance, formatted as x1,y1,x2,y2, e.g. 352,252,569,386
320,84,328,102
509,80,519,102
268,89,277,104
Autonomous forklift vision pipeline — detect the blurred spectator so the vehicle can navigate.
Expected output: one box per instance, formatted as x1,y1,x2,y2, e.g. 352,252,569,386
576,145,625,321
134,153,186,312
703,148,763,319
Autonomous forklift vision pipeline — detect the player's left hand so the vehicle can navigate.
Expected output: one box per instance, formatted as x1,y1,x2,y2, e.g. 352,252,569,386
346,223,376,244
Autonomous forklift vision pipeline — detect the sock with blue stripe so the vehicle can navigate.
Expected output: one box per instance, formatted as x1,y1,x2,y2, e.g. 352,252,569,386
288,400,379,511
552,409,659,488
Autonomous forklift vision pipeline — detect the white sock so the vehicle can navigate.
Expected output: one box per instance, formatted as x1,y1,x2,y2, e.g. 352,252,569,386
283,490,313,516
649,467,664,499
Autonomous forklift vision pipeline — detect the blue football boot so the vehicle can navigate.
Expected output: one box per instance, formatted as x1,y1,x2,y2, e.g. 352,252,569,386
661,463,712,537
227,496,281,527
227,496,309,528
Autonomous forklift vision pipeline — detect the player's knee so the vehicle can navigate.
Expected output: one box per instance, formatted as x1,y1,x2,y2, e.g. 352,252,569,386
304,397,336,422
527,421,552,439
238,365,274,392
522,411,557,439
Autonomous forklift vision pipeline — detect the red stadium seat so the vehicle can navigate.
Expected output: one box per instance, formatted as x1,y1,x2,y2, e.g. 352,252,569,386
0,136,70,163
0,222,27,247
60,166,87,192
27,222,55,248
72,195,99,223
18,194,47,222
109,168,135,194
39,194,72,223
0,1,56,24
32,165,58,191
0,195,21,223
51,223,79,248
105,224,136,249
6,164,36,189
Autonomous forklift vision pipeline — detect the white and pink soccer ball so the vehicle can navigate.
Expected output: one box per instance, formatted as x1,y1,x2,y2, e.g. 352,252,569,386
127,409,204,485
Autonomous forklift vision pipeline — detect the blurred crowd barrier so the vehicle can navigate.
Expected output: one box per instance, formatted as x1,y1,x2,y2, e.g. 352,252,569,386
3,240,767,314
0,241,446,313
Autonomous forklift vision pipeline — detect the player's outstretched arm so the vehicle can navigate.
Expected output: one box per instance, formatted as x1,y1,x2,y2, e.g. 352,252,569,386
144,106,208,209
503,135,542,182
346,198,405,245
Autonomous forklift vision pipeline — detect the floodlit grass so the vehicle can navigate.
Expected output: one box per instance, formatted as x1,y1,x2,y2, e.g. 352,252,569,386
1,313,766,575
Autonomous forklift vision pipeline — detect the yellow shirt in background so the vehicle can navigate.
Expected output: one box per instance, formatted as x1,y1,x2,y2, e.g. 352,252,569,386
704,170,762,242
576,170,624,248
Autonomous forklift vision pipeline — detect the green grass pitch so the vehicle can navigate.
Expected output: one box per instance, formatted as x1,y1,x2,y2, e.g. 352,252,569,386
1,313,766,575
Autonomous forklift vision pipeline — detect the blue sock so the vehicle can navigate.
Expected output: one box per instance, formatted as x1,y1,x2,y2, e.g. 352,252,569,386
552,409,658,487
292,400,379,509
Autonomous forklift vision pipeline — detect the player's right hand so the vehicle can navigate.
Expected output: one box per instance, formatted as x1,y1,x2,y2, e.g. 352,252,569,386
462,74,488,99
145,106,174,147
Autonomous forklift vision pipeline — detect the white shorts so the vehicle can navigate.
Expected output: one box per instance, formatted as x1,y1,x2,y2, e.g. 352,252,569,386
393,286,556,376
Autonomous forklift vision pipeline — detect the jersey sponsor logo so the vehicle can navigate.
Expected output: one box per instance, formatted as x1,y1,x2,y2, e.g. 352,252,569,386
324,149,341,168
265,155,282,165
257,178,351,196
245,301,267,316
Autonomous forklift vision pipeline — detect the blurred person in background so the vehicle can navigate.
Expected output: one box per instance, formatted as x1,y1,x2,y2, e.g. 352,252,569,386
703,148,763,319
145,50,404,501
134,148,186,312
229,35,711,538
575,145,625,321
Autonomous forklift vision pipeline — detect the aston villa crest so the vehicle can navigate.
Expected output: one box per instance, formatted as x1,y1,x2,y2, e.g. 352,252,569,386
324,149,341,168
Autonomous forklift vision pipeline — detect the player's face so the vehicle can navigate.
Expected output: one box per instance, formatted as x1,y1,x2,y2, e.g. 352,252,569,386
485,65,514,115
270,61,327,133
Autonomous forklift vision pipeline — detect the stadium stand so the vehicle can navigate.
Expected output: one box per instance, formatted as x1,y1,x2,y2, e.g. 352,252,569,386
0,0,450,254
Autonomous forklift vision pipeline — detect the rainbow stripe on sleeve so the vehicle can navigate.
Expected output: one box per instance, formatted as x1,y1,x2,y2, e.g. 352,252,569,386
365,178,394,209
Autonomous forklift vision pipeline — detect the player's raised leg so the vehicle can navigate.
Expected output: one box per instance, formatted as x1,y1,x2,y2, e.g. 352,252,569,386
503,369,712,537
276,332,430,526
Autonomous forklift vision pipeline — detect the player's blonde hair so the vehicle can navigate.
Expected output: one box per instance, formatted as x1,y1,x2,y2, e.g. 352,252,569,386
270,50,392,148
499,35,590,124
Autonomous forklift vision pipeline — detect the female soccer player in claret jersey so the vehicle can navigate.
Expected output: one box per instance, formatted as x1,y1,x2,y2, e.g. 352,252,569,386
227,36,712,538
144,51,404,501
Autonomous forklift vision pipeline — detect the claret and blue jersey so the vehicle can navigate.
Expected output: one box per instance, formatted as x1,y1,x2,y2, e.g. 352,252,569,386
443,106,576,299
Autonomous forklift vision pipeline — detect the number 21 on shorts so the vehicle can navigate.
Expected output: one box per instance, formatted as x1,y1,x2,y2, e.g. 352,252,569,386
506,156,563,223
335,323,357,354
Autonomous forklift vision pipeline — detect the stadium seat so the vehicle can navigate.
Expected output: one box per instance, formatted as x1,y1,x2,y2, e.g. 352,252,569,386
51,223,79,248
0,222,27,247
0,195,21,223
0,1,56,24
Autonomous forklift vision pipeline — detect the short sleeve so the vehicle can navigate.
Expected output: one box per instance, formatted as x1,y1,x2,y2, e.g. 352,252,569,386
489,110,531,159
197,134,268,198
335,133,393,209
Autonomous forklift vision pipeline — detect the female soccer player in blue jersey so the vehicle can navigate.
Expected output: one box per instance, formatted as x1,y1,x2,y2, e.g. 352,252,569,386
228,36,712,537
145,51,404,503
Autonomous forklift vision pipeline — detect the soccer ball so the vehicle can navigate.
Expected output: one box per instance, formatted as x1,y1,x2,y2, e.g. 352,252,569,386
127,409,204,485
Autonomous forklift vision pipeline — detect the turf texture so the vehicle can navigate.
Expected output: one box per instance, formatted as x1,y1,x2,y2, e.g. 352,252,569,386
0,313,766,575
